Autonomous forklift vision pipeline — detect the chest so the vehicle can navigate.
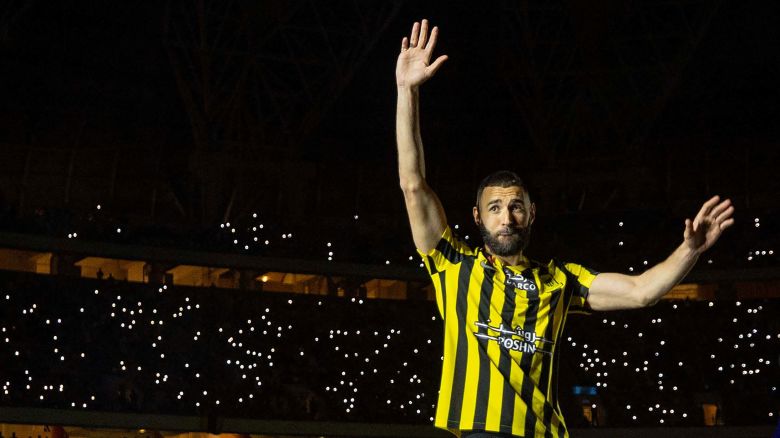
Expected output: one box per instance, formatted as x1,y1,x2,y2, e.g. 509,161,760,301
462,263,566,322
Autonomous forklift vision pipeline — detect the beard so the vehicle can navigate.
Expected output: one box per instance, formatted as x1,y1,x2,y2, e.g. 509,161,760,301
478,221,531,257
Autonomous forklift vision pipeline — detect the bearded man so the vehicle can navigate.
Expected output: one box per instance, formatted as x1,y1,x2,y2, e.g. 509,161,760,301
395,19,735,438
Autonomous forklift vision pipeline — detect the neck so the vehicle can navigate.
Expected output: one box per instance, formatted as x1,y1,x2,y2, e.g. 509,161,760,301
485,246,525,266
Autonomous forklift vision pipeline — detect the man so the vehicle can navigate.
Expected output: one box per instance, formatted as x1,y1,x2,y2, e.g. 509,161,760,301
395,19,735,438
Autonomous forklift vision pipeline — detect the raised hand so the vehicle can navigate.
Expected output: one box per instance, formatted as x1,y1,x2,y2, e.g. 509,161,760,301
395,19,448,89
684,196,735,254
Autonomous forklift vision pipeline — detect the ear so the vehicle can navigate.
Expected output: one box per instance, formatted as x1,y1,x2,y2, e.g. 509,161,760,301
528,202,536,226
472,205,481,225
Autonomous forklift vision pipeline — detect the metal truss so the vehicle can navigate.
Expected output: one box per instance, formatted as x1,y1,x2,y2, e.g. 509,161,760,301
497,0,722,168
164,0,404,159
0,0,34,43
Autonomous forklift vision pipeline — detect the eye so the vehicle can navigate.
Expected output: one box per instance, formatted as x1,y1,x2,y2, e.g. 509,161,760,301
489,205,499,212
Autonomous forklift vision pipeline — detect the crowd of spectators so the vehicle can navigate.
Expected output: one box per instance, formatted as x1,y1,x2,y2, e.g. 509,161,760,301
0,269,777,427
0,198,777,275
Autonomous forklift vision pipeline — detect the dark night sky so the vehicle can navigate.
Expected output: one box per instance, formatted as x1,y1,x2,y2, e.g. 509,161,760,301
314,1,779,161
1,1,779,226
2,1,778,154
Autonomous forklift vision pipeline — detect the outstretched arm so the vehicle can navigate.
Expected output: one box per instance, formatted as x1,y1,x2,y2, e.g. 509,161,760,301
396,20,449,253
587,196,735,311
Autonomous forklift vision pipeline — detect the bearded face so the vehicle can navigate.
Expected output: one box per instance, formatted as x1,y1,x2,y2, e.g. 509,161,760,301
473,185,535,258
478,220,531,256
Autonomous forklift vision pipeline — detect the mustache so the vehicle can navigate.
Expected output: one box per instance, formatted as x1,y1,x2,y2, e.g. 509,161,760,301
477,221,531,256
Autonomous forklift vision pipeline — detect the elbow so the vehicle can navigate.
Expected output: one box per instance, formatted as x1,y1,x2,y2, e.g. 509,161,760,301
631,276,658,308
635,288,660,308
638,294,659,308
399,178,427,195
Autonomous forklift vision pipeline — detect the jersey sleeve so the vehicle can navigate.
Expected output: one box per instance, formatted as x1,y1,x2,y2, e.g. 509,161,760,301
562,262,599,313
417,226,474,276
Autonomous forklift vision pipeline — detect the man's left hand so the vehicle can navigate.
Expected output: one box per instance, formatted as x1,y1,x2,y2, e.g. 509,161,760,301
684,195,735,255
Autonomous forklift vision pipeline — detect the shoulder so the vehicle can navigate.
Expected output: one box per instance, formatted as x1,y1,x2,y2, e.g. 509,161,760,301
547,259,598,276
435,225,478,257
417,225,478,275
538,259,596,284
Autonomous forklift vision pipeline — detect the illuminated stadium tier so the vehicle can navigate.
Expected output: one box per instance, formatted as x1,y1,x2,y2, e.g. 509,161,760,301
0,269,777,426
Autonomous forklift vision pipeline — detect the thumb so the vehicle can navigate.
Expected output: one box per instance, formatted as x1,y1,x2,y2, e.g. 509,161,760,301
426,55,449,77
684,218,693,240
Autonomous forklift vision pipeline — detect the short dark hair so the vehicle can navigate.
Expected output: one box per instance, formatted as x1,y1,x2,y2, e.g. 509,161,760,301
475,170,529,209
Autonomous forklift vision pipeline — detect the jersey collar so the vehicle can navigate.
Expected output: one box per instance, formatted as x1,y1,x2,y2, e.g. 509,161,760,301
480,248,530,270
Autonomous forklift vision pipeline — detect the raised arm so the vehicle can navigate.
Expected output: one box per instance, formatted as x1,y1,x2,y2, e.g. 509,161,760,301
587,196,735,311
396,20,449,253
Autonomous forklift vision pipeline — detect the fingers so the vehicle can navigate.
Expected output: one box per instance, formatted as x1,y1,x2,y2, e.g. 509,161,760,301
426,26,439,52
701,196,735,231
408,19,436,50
714,205,735,224
410,21,420,47
426,55,448,76
418,19,429,48
401,36,409,52
709,198,732,219
696,195,721,220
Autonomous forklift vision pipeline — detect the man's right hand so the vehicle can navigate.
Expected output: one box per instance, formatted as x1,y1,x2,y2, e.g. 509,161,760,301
395,19,448,89
395,19,449,254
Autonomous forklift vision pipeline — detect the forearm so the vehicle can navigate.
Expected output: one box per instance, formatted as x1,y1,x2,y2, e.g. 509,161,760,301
396,86,426,189
589,196,733,311
635,243,700,304
395,85,447,252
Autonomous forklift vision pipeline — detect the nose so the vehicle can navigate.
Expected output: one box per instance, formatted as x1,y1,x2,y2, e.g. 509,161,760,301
500,207,516,226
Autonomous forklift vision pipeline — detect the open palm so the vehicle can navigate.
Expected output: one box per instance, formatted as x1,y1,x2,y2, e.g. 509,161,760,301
684,196,735,254
396,19,448,88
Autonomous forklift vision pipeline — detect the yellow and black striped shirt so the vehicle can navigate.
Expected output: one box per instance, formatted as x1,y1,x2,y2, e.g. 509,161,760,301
419,226,597,437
